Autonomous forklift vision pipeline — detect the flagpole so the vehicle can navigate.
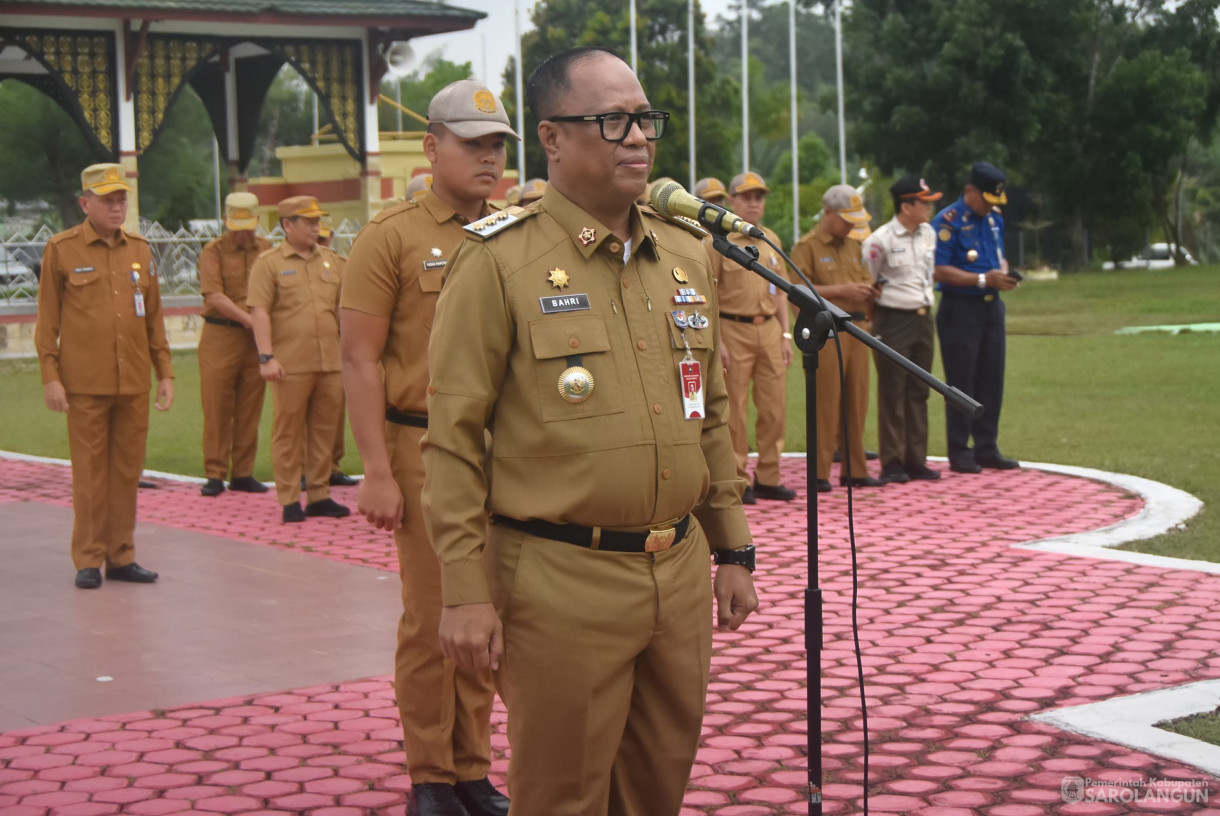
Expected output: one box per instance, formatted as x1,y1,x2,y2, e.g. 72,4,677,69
741,0,749,173
630,0,639,73
689,0,696,190
790,0,799,246
834,0,846,184
515,0,526,182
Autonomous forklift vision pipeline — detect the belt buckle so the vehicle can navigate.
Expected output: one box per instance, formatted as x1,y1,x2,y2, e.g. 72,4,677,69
916,307,928,316
753,315,765,325
645,526,676,552
983,294,996,302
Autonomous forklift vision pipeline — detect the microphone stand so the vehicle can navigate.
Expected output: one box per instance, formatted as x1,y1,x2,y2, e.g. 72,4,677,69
705,224,982,816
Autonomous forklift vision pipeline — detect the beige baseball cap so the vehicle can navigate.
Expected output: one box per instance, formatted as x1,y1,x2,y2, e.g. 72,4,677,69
694,177,728,202
224,192,260,231
277,195,327,219
81,163,131,196
428,80,520,140
520,178,547,204
406,173,433,201
729,171,770,196
822,184,871,225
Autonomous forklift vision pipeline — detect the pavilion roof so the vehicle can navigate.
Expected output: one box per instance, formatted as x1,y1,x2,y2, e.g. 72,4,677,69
7,0,485,28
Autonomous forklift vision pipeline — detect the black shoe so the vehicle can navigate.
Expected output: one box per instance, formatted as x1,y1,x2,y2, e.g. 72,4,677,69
950,458,983,474
841,476,884,488
300,477,307,491
879,464,910,484
329,470,359,487
742,485,756,505
283,503,306,523
75,568,102,589
229,476,270,493
976,452,1020,470
105,562,158,583
138,479,157,489
866,449,880,461
753,479,796,501
408,782,470,816
816,479,833,493
305,498,351,518
454,778,509,816
201,478,226,497
906,463,942,481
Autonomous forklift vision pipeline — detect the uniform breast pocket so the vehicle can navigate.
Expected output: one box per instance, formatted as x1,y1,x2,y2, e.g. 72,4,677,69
665,318,715,358
888,249,914,269
528,316,625,422
66,269,103,303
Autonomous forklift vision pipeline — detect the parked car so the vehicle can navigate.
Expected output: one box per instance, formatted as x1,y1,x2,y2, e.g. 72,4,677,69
1103,243,1199,270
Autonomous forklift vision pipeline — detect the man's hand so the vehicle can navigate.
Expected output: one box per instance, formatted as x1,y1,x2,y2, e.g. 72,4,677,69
713,564,759,631
357,470,404,531
985,270,1019,291
439,603,503,672
844,282,879,301
780,338,794,367
155,378,174,411
260,359,286,382
44,381,68,413
719,345,730,372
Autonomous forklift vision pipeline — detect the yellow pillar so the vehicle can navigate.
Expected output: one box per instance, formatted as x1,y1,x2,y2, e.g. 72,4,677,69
361,152,385,222
121,152,141,232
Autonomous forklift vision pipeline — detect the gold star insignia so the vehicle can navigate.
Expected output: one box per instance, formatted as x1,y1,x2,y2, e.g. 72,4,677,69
547,268,570,289
578,227,597,246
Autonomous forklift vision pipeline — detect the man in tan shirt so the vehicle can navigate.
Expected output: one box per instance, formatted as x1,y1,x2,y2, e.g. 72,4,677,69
247,196,350,523
422,47,758,816
341,79,517,816
790,184,882,492
36,163,175,588
707,171,796,504
198,192,272,497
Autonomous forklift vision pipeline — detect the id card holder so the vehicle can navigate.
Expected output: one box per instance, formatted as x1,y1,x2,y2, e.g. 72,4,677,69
678,328,704,419
134,291,146,317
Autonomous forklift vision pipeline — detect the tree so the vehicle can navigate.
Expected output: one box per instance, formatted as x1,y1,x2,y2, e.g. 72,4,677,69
379,56,475,133
139,86,220,228
247,67,314,178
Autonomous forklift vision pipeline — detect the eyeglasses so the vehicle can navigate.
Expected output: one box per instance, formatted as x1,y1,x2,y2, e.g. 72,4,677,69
545,110,670,142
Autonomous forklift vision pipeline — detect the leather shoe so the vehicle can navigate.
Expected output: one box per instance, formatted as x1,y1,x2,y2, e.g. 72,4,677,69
106,562,158,583
305,498,351,518
407,782,469,816
229,476,269,493
816,479,832,493
741,484,756,505
75,568,102,589
200,478,225,497
454,778,510,816
977,452,1019,470
906,463,942,480
329,470,360,487
834,449,880,463
283,503,306,523
138,479,157,489
753,479,796,501
841,476,884,488
879,464,910,484
950,458,983,474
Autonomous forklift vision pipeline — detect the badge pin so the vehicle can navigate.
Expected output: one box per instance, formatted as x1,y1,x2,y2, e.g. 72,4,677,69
558,366,595,403
547,268,570,290
966,249,979,263
431,247,443,258
689,311,709,330
672,266,689,283
938,228,952,242
131,263,141,270
578,227,597,247
671,310,689,329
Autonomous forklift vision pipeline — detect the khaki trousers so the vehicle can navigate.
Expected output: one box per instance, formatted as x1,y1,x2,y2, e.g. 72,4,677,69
270,371,344,506
722,318,788,485
66,392,149,570
486,518,713,816
198,323,265,480
387,422,495,784
815,324,871,480
872,307,934,470
332,396,347,472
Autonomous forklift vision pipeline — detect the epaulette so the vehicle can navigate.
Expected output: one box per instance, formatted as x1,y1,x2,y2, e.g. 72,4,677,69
641,207,710,240
463,205,532,240
123,227,149,244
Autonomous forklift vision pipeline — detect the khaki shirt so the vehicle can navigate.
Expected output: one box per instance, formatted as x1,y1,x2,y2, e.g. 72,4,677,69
199,231,273,316
246,240,343,374
35,220,173,395
422,187,753,606
707,225,788,317
341,193,492,414
862,217,935,311
790,220,870,314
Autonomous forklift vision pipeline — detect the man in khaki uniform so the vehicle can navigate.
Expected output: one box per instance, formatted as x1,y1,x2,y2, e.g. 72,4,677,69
790,184,883,493
36,163,174,588
198,192,272,497
422,47,759,816
315,218,358,488
341,79,517,816
707,171,796,504
863,176,943,484
408,173,434,202
247,196,350,523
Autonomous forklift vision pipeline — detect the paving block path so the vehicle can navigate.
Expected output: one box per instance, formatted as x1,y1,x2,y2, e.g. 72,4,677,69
1,456,1218,815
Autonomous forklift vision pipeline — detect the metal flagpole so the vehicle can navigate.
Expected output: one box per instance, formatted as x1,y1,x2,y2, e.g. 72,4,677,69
212,134,222,222
834,0,846,184
630,0,638,73
790,0,799,246
741,0,749,173
689,0,696,190
515,0,526,182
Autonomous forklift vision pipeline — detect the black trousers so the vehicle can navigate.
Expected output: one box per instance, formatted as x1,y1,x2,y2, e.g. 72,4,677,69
936,292,1006,461
872,305,934,470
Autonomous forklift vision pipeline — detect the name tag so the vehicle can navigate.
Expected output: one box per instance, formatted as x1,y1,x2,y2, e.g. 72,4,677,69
73,266,94,274
540,293,591,314
890,247,907,254
280,268,297,275
423,259,448,270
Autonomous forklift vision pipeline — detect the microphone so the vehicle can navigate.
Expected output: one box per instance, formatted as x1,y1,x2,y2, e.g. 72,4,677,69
650,181,766,239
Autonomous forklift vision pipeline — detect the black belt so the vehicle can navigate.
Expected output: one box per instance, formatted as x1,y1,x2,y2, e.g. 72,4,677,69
492,514,691,553
719,312,773,325
204,316,246,329
386,406,428,428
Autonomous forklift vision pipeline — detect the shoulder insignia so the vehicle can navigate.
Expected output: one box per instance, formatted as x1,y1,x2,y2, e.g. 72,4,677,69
942,208,958,223
463,206,532,239
641,207,709,239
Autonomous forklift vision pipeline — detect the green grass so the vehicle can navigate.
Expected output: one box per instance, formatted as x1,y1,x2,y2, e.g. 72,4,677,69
1157,707,1220,747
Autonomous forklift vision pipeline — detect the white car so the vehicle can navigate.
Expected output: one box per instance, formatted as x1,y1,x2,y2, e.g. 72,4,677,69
1103,243,1199,270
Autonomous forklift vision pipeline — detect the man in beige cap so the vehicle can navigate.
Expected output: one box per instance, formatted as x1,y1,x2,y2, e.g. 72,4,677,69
247,195,350,523
790,184,882,492
341,78,517,816
313,216,358,489
36,163,174,588
518,177,547,204
706,171,796,503
407,173,433,202
197,192,272,497
694,176,728,205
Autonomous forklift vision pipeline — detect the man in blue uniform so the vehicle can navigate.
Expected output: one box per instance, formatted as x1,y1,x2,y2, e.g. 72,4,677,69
931,162,1020,473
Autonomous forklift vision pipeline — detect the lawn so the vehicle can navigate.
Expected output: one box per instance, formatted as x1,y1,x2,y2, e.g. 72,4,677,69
2,266,1216,561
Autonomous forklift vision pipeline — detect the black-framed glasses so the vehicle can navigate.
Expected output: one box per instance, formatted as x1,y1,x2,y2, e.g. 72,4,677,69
545,110,670,142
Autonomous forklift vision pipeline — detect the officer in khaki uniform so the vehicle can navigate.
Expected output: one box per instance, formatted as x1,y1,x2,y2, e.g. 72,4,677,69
247,196,350,523
790,184,882,492
422,48,759,816
706,171,796,504
198,192,272,497
315,217,357,488
341,79,517,816
36,163,174,588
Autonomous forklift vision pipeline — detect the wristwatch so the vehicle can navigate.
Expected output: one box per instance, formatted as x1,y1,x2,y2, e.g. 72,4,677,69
258,353,275,364
713,544,756,573
976,273,987,289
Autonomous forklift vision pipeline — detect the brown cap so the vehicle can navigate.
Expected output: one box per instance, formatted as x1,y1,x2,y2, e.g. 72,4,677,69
277,195,327,219
224,192,260,231
428,80,520,140
694,177,728,202
822,184,871,225
81,163,131,196
729,171,769,196
406,173,433,202
520,178,547,204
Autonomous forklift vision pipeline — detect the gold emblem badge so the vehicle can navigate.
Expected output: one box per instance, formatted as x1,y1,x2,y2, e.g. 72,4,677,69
131,262,141,270
474,90,497,114
578,227,597,246
105,166,121,182
431,247,443,258
966,249,979,262
938,228,951,242
547,268,570,289
558,366,594,403
672,266,688,283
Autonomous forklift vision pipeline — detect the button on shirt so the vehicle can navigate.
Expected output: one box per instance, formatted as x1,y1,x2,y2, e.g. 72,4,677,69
862,218,935,311
708,226,788,316
35,220,174,395
246,241,343,374
422,187,752,607
199,232,273,316
932,197,1006,296
790,220,870,314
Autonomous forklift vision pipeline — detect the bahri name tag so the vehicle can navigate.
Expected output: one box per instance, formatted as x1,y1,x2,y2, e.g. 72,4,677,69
680,356,704,419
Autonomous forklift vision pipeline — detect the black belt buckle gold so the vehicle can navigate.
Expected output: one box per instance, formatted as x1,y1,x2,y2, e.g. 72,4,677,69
645,527,677,552
983,294,996,302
